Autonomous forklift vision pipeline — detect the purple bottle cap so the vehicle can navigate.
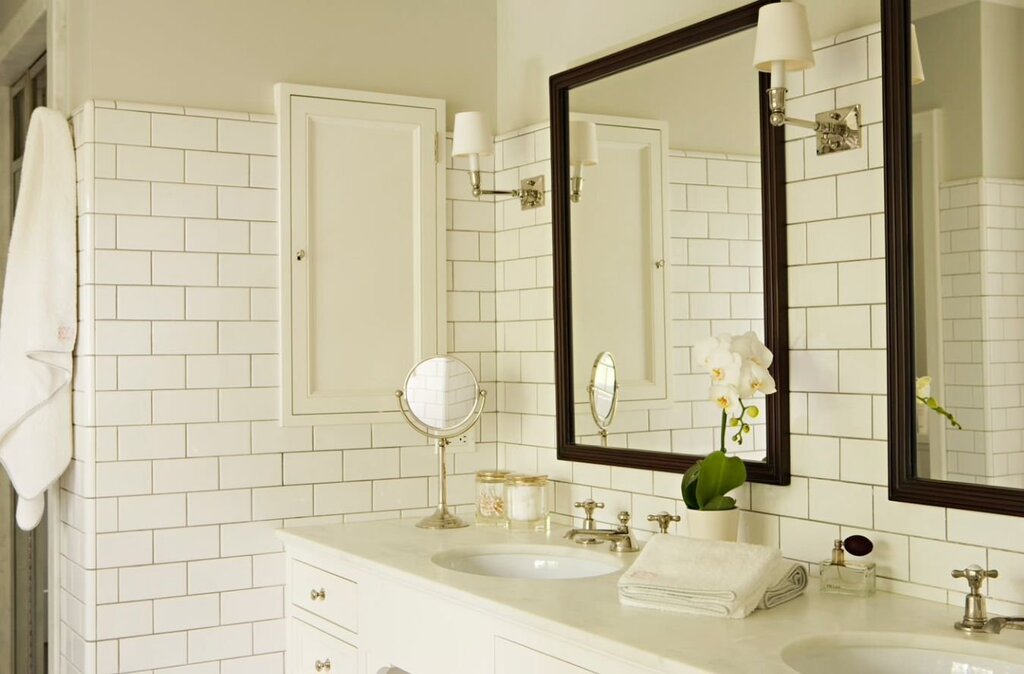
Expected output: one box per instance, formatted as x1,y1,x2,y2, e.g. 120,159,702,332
844,534,873,556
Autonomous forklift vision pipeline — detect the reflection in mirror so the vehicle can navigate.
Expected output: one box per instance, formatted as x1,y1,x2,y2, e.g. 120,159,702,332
910,0,1024,488
569,27,768,461
403,356,479,432
588,352,619,446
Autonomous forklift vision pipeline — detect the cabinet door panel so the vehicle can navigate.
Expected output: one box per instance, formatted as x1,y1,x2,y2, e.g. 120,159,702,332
291,618,359,674
278,84,446,425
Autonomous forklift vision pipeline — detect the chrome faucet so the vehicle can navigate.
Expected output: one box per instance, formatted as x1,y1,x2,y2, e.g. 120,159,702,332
564,510,639,553
952,565,1024,634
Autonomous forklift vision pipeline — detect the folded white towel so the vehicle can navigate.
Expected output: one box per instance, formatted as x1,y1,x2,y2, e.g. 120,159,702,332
0,107,77,530
757,559,808,610
617,534,781,619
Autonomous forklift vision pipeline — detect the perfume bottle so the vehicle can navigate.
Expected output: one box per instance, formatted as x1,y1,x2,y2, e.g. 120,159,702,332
820,535,876,596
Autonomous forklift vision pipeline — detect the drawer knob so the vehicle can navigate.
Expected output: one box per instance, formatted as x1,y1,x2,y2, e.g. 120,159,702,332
315,658,332,672
310,587,326,601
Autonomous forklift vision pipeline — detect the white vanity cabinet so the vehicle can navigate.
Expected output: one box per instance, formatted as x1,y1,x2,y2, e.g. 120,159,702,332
276,83,447,426
283,546,663,674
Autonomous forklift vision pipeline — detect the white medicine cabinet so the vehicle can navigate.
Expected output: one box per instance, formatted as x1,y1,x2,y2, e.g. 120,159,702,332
277,84,447,425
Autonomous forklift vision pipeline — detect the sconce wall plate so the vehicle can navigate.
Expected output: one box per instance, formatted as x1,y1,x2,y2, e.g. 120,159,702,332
518,175,545,210
815,105,861,155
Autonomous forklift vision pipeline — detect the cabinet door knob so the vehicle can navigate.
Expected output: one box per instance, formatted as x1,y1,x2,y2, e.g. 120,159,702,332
296,249,307,261
315,658,331,672
310,587,326,601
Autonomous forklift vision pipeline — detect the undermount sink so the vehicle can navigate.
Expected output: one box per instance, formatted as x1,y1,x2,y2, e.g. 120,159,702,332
431,544,623,580
782,632,1024,674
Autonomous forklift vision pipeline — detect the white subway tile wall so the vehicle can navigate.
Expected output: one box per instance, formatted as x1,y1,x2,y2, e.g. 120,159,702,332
60,25,1024,674
65,102,497,674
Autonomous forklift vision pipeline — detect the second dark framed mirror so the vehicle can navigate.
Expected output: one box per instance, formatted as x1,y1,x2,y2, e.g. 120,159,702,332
550,0,790,484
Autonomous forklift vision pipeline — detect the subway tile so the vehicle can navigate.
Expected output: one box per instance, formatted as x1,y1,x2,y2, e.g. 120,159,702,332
186,150,249,186
117,215,184,251
152,252,218,286
185,218,250,253
95,108,151,145
372,477,427,511
186,287,250,320
187,355,251,389
152,113,217,150
188,623,253,664
152,389,218,424
219,254,276,287
187,421,252,456
947,509,1024,554
118,493,186,530
909,537,987,591
220,586,283,625
95,321,151,355
804,38,868,93
218,186,276,221
807,393,873,438
117,145,183,182
221,520,284,557
250,155,277,188
96,530,152,568
219,387,276,421
118,286,185,320
837,169,884,217
787,177,836,223
840,438,887,485
154,593,220,633
95,179,151,215
118,563,187,602
153,457,219,493
256,421,315,453
218,119,275,155
118,424,186,460
117,355,185,390
220,454,282,489
283,451,344,484
119,632,187,671
154,525,220,563
871,487,946,538
95,390,151,426
96,600,153,639
187,489,252,526
94,250,150,285
252,484,312,520
314,481,373,515
808,479,872,527
152,182,217,218
153,321,218,354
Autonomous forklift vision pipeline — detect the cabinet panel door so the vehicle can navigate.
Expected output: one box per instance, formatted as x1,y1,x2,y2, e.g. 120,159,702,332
291,618,359,674
279,84,446,425
569,116,669,408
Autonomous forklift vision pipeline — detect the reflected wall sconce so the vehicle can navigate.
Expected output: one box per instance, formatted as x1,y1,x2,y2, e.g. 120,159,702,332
569,121,599,203
753,2,861,156
452,111,545,210
910,24,925,85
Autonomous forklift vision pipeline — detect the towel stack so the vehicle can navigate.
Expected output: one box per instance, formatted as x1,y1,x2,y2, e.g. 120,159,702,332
617,535,807,619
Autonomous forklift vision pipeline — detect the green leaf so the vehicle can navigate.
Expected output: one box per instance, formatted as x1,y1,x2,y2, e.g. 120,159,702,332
695,450,747,509
681,462,701,510
701,495,737,511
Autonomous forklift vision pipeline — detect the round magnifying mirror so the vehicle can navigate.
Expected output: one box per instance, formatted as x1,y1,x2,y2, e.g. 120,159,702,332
403,356,480,433
588,352,619,445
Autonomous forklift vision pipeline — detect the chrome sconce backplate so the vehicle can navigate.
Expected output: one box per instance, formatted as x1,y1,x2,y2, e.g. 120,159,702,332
815,104,861,155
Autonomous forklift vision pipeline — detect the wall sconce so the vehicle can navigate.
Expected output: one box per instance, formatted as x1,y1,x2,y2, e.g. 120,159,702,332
753,2,861,156
910,24,925,85
569,121,599,203
452,111,545,210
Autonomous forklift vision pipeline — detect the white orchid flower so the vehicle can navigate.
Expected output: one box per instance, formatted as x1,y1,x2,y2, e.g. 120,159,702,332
916,376,931,398
708,348,742,386
739,362,777,398
731,330,773,368
710,383,742,415
693,334,731,371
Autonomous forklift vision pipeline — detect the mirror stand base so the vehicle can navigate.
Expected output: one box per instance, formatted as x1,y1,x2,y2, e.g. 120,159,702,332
416,508,469,530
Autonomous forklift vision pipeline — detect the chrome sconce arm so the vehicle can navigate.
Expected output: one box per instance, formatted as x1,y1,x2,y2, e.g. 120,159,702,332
467,170,546,210
765,86,862,156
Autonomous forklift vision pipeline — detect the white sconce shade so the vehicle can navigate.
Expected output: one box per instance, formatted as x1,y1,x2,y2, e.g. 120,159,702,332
753,2,815,87
910,24,925,85
569,121,599,167
451,111,494,159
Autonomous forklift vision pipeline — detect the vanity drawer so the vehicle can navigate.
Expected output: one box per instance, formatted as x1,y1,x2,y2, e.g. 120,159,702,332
291,560,359,632
291,618,358,674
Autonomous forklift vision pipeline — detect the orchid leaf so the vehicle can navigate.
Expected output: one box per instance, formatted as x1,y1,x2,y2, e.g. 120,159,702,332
695,450,746,510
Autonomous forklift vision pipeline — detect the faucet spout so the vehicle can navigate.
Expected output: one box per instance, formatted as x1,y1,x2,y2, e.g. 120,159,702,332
983,617,1024,634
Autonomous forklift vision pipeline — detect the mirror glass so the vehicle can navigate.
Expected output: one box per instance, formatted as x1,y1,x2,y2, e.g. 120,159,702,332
403,356,480,432
569,27,769,460
588,351,619,432
910,0,1024,488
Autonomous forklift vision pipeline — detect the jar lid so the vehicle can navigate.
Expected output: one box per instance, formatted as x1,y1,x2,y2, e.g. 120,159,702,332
476,470,512,482
505,474,548,486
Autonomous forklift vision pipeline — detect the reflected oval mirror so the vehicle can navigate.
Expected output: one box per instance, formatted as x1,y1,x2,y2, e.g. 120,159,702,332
402,356,480,433
589,351,619,426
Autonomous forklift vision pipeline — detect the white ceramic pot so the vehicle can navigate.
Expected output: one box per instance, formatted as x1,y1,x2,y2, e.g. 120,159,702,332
685,508,740,542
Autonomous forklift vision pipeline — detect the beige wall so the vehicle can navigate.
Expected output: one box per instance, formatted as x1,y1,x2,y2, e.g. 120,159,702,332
980,2,1024,180
67,0,497,128
0,0,30,30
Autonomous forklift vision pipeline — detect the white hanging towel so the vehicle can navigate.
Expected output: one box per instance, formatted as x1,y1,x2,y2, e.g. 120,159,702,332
0,107,77,530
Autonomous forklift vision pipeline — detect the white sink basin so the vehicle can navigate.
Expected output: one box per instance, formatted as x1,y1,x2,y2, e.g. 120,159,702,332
782,632,1024,674
431,544,623,580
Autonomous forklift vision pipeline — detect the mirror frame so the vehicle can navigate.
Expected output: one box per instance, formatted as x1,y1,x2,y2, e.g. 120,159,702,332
884,0,1024,516
549,0,790,484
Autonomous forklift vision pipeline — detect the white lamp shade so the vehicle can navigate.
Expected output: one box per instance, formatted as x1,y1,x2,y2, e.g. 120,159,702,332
753,3,815,72
910,24,925,85
569,121,599,166
451,111,494,157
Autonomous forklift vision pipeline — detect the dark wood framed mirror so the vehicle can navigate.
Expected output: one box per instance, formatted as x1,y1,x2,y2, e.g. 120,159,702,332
549,0,790,484
885,0,1024,516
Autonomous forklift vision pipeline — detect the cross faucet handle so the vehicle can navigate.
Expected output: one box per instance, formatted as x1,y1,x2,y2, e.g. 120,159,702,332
574,499,604,518
647,511,681,534
952,565,999,593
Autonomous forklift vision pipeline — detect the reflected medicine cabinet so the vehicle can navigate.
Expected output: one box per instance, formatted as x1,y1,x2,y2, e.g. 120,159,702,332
277,84,447,425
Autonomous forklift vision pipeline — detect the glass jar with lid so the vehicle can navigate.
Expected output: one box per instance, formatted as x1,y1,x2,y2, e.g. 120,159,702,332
504,474,550,531
475,470,511,525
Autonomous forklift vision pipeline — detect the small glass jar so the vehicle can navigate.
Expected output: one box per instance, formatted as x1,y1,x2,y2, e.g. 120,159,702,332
475,470,511,525
504,474,549,531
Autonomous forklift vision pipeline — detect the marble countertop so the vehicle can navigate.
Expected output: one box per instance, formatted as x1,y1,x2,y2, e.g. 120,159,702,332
277,518,1024,673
